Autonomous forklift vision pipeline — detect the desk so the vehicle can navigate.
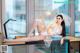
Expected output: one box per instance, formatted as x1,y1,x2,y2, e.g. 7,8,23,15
64,36,80,42
65,36,80,53
3,36,80,45
3,36,80,53
3,36,45,45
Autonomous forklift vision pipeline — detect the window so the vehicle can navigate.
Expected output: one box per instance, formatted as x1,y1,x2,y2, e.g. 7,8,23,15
75,0,80,37
34,0,69,35
5,0,26,39
78,0,80,11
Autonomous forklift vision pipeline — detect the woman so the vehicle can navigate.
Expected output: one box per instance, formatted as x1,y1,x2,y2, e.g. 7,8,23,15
47,15,66,53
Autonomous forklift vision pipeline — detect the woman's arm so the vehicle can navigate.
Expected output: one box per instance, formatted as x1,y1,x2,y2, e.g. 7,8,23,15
60,37,65,45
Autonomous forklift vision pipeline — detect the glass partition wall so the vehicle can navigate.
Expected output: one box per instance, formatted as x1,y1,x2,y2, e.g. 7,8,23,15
4,0,70,40
3,0,70,53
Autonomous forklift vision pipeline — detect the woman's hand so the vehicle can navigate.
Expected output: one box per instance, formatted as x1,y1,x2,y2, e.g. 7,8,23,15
60,38,64,45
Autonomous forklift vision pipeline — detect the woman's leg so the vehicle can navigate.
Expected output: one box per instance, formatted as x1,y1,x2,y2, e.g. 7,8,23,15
50,40,60,53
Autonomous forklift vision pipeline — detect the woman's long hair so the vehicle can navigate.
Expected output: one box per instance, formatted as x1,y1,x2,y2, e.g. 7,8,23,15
57,15,66,37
